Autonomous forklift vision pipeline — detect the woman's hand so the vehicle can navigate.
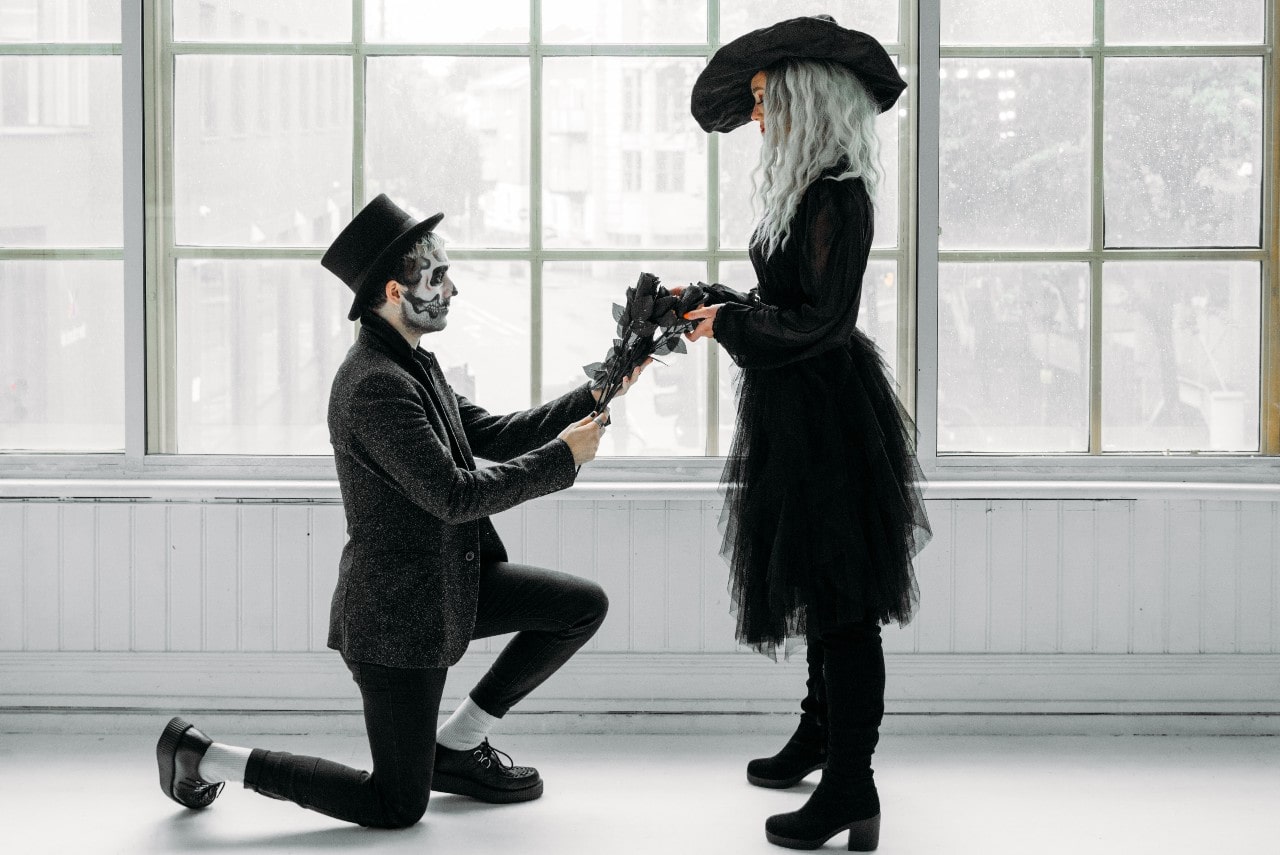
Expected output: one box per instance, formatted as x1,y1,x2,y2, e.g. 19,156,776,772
590,358,652,403
682,305,720,342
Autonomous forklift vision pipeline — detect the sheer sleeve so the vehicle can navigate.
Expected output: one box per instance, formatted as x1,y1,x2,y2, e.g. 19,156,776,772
700,282,759,307
713,177,873,370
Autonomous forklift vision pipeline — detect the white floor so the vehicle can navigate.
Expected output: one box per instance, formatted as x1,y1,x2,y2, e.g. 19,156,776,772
1,730,1277,855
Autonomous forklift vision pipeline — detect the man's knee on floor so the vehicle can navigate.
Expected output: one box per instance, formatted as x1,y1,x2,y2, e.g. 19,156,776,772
578,581,609,628
374,789,430,829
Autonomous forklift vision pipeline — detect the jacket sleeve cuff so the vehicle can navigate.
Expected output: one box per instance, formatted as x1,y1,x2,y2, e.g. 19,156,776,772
571,382,598,417
545,437,579,489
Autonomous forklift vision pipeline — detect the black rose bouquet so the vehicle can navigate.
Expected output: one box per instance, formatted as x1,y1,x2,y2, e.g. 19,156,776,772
582,273,707,416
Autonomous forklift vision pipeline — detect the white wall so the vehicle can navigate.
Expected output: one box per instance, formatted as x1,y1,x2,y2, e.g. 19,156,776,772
2,488,1279,732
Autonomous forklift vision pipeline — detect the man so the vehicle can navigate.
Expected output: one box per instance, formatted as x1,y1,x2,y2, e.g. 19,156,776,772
155,194,643,828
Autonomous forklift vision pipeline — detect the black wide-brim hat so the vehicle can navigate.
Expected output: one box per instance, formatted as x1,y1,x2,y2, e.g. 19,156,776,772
321,193,444,321
691,15,906,134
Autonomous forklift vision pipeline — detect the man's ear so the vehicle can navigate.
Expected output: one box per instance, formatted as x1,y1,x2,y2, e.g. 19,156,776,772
384,279,401,304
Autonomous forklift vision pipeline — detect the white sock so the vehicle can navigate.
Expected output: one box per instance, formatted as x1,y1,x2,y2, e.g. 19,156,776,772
436,695,501,751
198,742,252,784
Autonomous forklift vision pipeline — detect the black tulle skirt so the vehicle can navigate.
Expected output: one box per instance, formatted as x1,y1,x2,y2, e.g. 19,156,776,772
719,328,931,656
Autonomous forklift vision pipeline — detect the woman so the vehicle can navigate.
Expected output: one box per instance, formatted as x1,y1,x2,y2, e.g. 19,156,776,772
683,16,930,852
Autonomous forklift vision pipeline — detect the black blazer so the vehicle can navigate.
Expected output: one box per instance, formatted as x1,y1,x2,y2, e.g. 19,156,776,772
326,313,596,668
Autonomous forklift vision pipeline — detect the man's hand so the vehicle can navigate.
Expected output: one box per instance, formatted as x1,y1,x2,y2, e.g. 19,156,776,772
590,358,652,403
683,305,720,342
558,411,609,466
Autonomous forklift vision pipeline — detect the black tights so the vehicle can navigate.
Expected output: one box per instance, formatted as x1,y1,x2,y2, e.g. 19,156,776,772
803,620,886,782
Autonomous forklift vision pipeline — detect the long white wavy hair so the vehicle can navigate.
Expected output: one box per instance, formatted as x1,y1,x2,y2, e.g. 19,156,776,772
752,59,884,257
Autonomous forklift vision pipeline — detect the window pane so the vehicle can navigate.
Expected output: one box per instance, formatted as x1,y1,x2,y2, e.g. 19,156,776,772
938,263,1090,453
543,58,706,249
0,0,120,41
367,58,529,249
543,0,705,43
173,0,352,42
940,58,1091,250
544,261,707,456
1106,0,1265,45
1104,58,1262,248
719,82,900,250
941,0,1092,45
366,0,528,43
1102,262,1259,452
0,56,121,247
716,258,897,452
173,55,352,247
720,1,898,46
175,260,351,454
0,260,123,451
430,261,531,419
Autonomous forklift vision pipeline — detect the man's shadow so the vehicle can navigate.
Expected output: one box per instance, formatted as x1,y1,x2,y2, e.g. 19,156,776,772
153,809,425,851
151,794,504,851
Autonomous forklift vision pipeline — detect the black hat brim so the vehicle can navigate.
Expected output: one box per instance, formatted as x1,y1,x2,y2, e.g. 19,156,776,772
345,211,444,321
691,16,906,134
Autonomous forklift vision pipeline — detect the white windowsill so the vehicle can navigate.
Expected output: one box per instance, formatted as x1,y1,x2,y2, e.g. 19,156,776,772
3,475,1280,502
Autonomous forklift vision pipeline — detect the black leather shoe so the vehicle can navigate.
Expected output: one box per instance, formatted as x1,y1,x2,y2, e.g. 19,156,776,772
432,739,543,804
156,716,224,809
747,719,827,788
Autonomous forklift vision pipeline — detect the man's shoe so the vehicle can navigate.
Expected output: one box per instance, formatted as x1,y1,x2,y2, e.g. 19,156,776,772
432,739,543,804
156,716,225,809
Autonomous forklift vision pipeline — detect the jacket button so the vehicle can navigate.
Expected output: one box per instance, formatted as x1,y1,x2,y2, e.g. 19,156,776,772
465,551,476,562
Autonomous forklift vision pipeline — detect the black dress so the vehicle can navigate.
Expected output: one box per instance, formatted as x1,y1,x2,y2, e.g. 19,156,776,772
707,170,930,654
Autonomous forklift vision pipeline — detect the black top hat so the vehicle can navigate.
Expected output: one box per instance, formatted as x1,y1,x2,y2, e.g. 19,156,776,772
322,194,445,321
691,15,906,134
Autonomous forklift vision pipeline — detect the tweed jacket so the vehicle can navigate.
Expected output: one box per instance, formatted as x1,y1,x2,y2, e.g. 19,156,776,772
327,313,596,668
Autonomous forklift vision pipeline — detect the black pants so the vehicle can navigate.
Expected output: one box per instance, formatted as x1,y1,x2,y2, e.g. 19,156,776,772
243,561,608,828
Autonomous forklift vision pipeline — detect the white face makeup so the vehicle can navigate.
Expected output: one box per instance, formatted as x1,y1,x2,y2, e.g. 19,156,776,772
397,244,455,335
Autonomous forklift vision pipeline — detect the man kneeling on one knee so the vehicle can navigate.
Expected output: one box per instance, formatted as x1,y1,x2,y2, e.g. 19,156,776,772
156,195,644,828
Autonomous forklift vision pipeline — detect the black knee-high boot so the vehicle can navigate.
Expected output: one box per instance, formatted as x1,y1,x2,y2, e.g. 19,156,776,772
765,621,884,851
747,637,828,788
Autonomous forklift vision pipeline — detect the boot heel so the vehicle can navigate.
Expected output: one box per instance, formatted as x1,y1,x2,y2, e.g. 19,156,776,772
847,813,880,851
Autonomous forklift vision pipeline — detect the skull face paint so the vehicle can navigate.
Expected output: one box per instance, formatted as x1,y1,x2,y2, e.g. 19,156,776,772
396,236,455,335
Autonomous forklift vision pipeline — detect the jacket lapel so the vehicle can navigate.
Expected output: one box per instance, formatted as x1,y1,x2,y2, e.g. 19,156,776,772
359,315,473,470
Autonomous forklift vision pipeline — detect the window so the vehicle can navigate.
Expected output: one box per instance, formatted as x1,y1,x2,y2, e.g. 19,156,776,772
622,150,642,192
149,0,915,458
0,0,123,453
935,0,1270,455
654,150,684,193
3,2,1274,468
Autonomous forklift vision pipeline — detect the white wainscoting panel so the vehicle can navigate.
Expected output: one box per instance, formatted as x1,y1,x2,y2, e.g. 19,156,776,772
1,497,1279,656
1,495,1278,722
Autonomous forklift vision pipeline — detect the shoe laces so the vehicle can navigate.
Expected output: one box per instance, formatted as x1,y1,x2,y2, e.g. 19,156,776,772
471,739,515,771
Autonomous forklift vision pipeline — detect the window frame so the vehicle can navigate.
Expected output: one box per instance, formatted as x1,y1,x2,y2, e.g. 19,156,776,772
0,5,135,460
913,0,1280,481
142,0,916,468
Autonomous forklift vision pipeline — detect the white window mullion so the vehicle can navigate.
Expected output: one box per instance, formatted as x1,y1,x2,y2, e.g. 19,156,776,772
530,0,544,405
122,0,146,461
915,0,943,473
